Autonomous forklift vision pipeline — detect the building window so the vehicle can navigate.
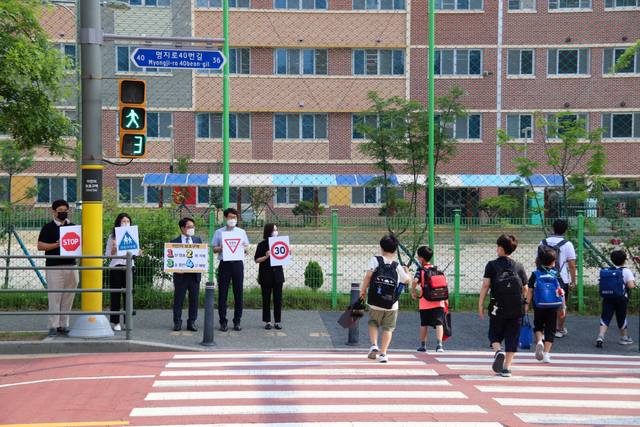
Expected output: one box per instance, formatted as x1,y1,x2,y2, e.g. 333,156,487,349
275,187,328,205
547,49,589,75
117,46,170,74
353,50,405,76
61,110,78,137
548,0,591,9
197,113,251,139
352,114,380,139
603,49,639,74
36,178,77,204
54,43,76,71
506,114,533,138
507,50,534,75
196,0,250,7
275,49,328,75
275,0,327,9
352,187,404,205
0,177,9,203
450,115,482,139
602,114,640,139
146,112,173,138
353,0,405,10
118,178,172,204
125,0,171,6
196,48,250,75
435,49,482,75
508,0,535,9
435,0,483,10
545,113,588,136
274,114,328,139
605,0,639,7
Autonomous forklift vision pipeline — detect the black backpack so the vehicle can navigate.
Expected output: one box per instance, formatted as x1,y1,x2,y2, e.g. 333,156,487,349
367,256,401,309
420,265,449,302
536,238,568,281
489,259,525,319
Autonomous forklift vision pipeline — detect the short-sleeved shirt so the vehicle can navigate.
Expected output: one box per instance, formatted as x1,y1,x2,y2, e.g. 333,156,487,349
38,220,77,266
414,263,446,310
366,256,410,312
616,266,635,298
211,226,250,261
536,235,576,284
483,256,528,295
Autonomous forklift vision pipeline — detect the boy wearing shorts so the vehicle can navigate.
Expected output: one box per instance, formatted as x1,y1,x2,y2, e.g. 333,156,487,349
411,246,446,353
360,234,410,363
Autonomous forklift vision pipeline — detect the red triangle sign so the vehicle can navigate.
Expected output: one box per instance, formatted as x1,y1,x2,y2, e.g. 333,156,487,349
224,238,241,253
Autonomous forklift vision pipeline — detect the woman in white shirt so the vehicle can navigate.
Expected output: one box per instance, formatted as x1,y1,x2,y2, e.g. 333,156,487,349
105,213,136,331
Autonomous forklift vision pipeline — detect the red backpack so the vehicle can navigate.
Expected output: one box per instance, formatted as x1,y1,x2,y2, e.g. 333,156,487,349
420,265,449,302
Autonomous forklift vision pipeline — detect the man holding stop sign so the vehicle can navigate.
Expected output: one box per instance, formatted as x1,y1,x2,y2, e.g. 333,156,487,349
37,200,79,337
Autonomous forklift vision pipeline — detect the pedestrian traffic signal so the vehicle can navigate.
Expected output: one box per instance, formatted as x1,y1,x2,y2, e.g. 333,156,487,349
119,79,146,158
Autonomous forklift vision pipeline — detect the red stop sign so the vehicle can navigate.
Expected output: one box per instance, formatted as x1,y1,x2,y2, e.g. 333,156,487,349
61,232,81,252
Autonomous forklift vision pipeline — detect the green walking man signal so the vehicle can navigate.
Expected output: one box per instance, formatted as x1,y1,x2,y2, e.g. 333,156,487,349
119,79,147,158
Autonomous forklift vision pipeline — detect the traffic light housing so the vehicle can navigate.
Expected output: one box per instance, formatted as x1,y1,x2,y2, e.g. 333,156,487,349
119,79,146,158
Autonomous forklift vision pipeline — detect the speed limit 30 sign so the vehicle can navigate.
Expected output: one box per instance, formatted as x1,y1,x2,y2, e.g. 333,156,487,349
268,235,291,266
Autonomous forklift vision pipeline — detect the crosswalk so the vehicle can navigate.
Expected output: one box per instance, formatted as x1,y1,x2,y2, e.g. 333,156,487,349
128,351,640,426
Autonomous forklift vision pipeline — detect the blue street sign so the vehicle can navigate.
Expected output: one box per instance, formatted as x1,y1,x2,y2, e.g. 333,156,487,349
118,231,139,252
130,48,226,70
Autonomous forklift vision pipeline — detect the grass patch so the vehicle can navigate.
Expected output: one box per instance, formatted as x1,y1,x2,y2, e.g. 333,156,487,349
0,331,47,341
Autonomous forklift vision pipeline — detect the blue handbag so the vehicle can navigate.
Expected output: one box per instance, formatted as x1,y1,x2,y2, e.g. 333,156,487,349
518,315,533,350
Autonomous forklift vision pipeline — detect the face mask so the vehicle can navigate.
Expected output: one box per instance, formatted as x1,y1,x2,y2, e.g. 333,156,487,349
227,219,237,228
120,222,130,227
186,228,195,236
271,231,278,237
57,212,68,221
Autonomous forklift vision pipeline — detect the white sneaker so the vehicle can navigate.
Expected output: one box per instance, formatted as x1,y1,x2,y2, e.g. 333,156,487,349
368,344,379,359
113,324,121,331
555,328,567,338
596,334,604,347
542,353,551,363
535,342,544,361
379,353,388,363
620,336,633,345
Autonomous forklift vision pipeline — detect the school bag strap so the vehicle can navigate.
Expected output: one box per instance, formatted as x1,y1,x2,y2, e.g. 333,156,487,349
494,258,522,285
541,238,568,271
375,256,397,271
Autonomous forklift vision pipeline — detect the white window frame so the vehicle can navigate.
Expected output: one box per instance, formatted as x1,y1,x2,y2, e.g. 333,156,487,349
603,48,640,75
507,49,534,76
274,49,328,75
351,187,405,206
196,0,250,7
435,0,484,10
36,177,77,204
434,49,483,76
506,114,533,139
125,0,171,6
275,0,327,9
547,48,590,76
545,113,589,137
548,0,591,10
117,46,171,74
146,112,173,138
352,49,405,76
118,177,172,205
602,113,640,139
275,187,329,206
274,114,328,140
54,43,77,71
508,0,536,10
604,0,639,8
438,114,482,139
196,48,251,75
196,113,251,139
352,0,406,10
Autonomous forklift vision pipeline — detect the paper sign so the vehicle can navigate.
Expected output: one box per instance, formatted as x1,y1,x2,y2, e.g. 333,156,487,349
115,225,140,256
59,225,82,256
222,230,245,261
164,243,209,273
268,235,291,266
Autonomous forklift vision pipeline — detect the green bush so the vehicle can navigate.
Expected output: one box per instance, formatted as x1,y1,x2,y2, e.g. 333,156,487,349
304,261,324,291
292,200,326,226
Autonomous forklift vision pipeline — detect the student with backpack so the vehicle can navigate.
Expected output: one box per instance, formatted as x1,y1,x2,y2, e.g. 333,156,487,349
410,246,448,353
478,234,529,377
596,250,635,347
359,234,411,363
536,219,576,338
526,247,565,363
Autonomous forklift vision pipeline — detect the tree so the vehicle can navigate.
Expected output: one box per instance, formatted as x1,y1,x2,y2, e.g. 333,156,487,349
292,200,326,226
172,155,193,209
612,40,640,73
0,0,75,154
477,195,520,220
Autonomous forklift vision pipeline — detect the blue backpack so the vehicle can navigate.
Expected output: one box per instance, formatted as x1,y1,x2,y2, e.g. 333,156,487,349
599,267,626,299
533,269,563,309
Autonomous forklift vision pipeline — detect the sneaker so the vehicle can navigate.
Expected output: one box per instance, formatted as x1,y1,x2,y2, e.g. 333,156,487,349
596,334,604,347
368,344,379,359
417,347,427,352
435,345,444,353
501,368,512,377
113,324,121,331
542,353,551,363
620,336,634,345
379,353,388,363
47,328,57,337
555,328,567,338
535,342,544,361
492,350,506,373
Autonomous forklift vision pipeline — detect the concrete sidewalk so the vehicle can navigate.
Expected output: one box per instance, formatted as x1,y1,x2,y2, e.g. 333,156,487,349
1,308,639,355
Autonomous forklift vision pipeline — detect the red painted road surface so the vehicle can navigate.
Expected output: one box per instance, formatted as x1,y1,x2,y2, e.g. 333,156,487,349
1,351,640,427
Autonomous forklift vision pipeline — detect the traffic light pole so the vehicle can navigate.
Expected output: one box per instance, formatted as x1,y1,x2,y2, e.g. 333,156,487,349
69,0,112,338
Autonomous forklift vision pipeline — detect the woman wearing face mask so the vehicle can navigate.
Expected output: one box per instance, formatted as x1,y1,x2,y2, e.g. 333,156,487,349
254,223,285,329
105,213,136,331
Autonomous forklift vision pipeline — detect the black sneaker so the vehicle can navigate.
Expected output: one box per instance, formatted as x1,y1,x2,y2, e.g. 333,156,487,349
501,368,512,377
48,328,57,337
492,350,505,373
417,347,427,352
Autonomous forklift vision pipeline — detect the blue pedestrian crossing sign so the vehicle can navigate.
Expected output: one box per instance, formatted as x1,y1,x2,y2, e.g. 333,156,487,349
115,226,140,256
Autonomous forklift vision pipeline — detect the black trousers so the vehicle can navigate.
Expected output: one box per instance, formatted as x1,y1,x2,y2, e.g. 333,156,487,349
261,281,283,323
218,261,244,325
109,268,135,325
173,274,200,326
533,306,558,343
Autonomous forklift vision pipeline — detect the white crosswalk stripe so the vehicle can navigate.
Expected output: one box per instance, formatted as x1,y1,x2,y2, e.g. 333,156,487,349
515,414,640,426
131,423,504,427
145,390,468,401
153,378,452,387
159,368,439,376
165,360,426,368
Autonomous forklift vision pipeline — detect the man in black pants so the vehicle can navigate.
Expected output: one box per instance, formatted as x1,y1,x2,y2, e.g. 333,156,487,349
211,208,250,331
171,218,202,331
